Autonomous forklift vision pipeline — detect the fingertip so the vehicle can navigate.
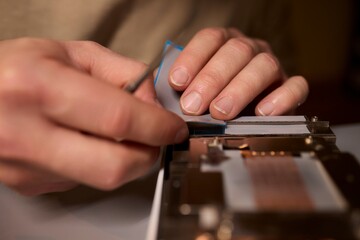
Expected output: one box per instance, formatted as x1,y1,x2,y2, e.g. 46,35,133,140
256,101,276,116
290,75,309,103
169,66,190,90
213,96,233,114
209,96,237,120
180,91,203,115
255,75,309,116
174,125,189,143
209,109,235,121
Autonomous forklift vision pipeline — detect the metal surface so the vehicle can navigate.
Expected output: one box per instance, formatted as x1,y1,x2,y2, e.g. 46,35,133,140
156,116,360,239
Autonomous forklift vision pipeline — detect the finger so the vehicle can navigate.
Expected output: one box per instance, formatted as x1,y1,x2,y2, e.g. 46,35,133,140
169,28,232,90
179,36,262,115
39,60,188,145
0,100,163,192
255,76,309,116
0,160,76,196
209,53,282,120
169,28,267,91
63,41,148,87
25,124,162,190
63,41,158,105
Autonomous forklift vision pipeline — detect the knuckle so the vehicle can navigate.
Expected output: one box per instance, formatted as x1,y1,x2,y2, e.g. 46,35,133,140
140,147,160,170
0,52,44,102
294,75,309,92
98,147,159,191
282,84,299,103
288,75,309,101
138,62,148,73
257,39,271,51
101,105,132,138
97,157,129,191
77,40,104,50
13,37,61,55
240,77,258,96
258,52,280,74
227,38,255,58
0,63,28,93
99,171,125,191
197,28,227,45
12,37,46,49
197,70,226,90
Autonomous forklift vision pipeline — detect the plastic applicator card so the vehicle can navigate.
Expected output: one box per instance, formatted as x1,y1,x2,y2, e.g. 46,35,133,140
154,41,226,132
154,41,309,135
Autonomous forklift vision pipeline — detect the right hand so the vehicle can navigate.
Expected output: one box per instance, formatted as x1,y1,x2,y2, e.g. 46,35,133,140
0,38,188,196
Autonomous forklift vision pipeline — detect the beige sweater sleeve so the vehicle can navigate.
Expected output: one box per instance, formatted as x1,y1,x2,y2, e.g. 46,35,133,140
0,0,291,68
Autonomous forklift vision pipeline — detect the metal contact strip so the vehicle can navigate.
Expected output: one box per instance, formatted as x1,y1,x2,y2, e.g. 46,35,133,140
201,150,256,211
294,153,347,211
245,155,314,211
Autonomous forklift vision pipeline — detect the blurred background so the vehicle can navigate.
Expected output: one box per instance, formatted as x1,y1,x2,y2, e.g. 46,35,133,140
0,0,358,124
291,0,360,124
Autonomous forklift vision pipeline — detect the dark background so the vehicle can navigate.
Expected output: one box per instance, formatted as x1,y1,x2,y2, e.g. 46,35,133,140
290,0,360,124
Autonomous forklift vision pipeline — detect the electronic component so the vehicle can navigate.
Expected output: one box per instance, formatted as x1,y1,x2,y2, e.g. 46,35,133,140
152,116,360,240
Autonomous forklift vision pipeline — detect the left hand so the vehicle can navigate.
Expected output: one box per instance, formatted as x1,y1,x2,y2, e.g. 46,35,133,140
168,27,309,120
0,38,187,196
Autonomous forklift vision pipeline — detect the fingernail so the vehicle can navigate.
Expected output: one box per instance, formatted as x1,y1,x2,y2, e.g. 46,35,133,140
175,126,189,143
170,67,189,86
214,96,233,115
258,101,275,116
181,91,202,113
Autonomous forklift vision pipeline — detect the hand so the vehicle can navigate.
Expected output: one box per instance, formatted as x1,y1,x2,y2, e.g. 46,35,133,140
168,28,309,119
0,38,188,196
